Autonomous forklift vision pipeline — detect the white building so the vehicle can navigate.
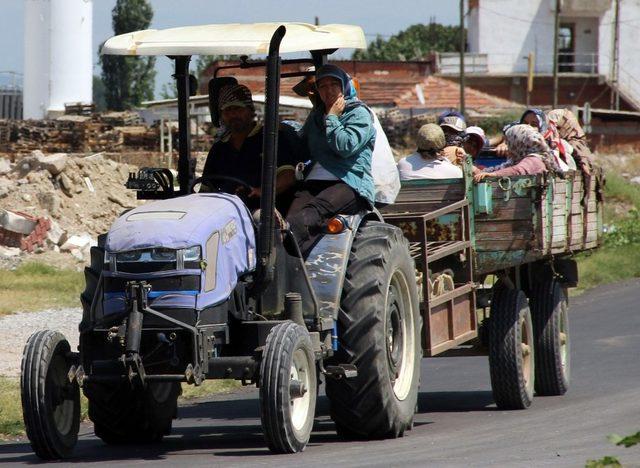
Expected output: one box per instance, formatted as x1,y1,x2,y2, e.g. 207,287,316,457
23,0,93,119
465,0,640,108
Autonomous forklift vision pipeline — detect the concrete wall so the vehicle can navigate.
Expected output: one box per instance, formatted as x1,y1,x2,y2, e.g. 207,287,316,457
468,0,556,74
468,0,613,75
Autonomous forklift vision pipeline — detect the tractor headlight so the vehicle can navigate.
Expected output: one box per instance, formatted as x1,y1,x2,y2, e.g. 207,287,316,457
182,246,201,262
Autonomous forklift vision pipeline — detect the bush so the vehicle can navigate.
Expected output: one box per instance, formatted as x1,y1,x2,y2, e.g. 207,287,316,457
605,209,640,246
467,110,523,137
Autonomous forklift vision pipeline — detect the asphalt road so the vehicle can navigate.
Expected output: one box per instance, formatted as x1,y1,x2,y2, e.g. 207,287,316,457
2,279,639,467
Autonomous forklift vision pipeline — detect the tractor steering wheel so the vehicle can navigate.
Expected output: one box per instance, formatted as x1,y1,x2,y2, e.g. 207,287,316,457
190,175,254,199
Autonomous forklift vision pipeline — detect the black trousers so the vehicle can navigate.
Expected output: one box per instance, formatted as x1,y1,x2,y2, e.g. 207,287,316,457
286,181,369,257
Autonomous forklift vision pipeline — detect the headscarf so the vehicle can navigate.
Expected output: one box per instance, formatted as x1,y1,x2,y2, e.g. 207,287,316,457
486,124,559,173
315,64,357,100
521,108,564,157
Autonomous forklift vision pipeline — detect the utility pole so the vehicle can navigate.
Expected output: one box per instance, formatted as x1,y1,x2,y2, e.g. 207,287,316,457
552,0,560,108
610,0,620,110
459,0,466,116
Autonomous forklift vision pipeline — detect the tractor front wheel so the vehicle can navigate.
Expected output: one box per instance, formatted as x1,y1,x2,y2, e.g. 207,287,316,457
259,321,317,453
21,330,80,460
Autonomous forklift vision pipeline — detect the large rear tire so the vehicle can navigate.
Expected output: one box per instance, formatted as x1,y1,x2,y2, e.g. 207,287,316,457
21,330,80,460
259,321,317,453
530,279,570,396
326,222,421,439
84,381,181,444
489,288,535,410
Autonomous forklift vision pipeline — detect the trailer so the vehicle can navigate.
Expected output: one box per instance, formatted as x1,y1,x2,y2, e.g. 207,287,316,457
380,161,603,407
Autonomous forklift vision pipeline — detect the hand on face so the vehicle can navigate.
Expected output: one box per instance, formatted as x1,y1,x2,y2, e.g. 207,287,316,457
327,95,345,116
317,77,344,116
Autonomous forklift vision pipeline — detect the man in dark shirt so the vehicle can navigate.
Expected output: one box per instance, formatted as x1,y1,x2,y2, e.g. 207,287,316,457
202,84,298,211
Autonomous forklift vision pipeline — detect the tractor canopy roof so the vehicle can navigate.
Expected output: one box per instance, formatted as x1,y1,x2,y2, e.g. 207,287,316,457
101,22,367,56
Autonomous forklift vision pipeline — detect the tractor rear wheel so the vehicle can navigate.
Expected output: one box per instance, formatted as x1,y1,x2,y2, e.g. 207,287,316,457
530,279,570,396
489,288,535,410
84,381,180,444
327,222,421,439
21,330,80,460
259,321,317,453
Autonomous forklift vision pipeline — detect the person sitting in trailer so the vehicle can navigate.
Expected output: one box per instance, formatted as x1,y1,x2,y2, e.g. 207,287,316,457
474,124,559,182
547,107,595,175
397,124,463,180
462,125,489,174
201,84,298,212
520,108,576,172
286,64,376,257
438,110,467,165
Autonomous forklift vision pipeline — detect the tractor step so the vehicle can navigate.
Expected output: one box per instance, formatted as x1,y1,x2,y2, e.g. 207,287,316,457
323,364,357,379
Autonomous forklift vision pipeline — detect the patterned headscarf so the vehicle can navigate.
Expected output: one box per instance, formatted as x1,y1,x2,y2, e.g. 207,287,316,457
521,108,564,157
504,124,559,172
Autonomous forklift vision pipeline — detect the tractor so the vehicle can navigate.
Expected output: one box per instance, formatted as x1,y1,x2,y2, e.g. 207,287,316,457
20,23,422,458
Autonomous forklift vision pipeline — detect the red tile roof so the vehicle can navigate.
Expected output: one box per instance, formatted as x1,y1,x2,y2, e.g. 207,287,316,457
200,60,520,111
395,75,520,110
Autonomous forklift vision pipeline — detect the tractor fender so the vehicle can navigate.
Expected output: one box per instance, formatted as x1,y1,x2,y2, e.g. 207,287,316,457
304,210,382,321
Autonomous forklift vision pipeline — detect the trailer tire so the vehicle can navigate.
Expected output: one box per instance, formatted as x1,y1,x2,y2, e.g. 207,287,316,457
530,279,570,396
84,381,180,445
259,321,317,453
21,330,80,460
489,288,535,410
327,222,421,439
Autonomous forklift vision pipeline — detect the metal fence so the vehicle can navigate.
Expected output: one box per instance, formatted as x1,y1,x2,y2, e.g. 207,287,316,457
0,88,22,120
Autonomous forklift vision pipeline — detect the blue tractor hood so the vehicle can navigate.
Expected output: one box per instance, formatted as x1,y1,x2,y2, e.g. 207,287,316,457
104,193,256,313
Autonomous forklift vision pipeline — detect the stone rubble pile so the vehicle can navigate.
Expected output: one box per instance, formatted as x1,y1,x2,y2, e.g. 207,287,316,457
0,150,140,266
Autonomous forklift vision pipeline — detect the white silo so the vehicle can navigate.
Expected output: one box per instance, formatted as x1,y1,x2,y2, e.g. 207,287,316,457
49,0,93,114
23,0,93,119
23,0,51,119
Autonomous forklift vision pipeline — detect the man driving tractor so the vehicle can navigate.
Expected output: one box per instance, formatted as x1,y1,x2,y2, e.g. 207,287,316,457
202,83,299,212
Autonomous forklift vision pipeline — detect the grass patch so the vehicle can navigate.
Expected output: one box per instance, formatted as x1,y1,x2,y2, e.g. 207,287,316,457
0,377,24,438
575,244,640,294
605,173,640,207
180,380,241,400
575,172,640,293
0,262,83,315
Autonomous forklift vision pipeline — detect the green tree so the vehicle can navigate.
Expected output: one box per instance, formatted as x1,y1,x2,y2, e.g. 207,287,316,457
353,23,464,61
100,0,155,110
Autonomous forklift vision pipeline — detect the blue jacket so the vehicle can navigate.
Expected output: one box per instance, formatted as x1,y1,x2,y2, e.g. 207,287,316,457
302,99,376,204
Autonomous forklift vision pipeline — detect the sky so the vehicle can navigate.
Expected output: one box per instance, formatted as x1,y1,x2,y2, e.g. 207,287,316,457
0,0,458,97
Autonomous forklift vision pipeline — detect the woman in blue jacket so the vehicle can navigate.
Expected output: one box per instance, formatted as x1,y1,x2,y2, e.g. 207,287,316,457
287,64,376,256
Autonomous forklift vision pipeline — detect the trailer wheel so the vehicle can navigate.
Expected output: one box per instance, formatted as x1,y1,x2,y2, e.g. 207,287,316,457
327,222,421,439
21,330,80,460
530,279,570,396
84,381,180,444
259,321,317,453
489,288,535,410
